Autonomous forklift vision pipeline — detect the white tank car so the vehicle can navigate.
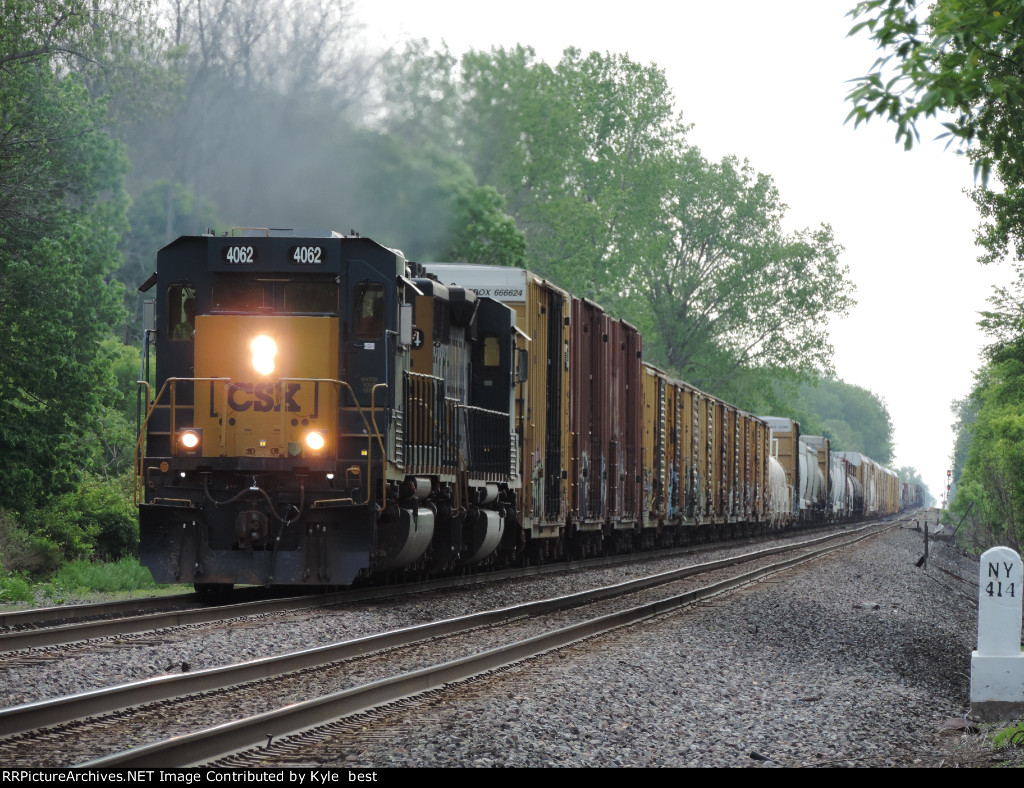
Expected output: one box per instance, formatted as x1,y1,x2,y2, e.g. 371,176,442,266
828,452,856,520
798,438,826,519
768,455,791,527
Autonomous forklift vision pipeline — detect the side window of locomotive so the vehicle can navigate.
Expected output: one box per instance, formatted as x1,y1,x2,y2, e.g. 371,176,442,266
482,336,501,368
211,281,267,312
168,284,197,341
353,282,385,337
283,282,338,314
474,334,504,381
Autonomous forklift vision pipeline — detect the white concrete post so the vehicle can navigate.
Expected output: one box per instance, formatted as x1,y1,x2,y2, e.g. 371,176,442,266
971,546,1024,721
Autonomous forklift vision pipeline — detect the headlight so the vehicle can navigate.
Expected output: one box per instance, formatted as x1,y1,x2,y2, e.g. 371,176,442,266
178,429,202,455
305,430,327,452
250,335,277,376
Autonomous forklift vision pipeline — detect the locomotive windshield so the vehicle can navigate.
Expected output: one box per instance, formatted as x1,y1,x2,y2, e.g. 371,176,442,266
209,278,338,314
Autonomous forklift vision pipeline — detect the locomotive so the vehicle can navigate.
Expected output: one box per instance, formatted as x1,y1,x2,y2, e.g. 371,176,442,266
134,229,922,595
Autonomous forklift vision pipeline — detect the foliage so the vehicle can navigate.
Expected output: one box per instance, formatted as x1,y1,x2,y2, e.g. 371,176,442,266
0,0,162,239
443,183,526,268
0,510,62,577
0,573,35,605
734,375,896,464
847,0,1024,264
17,473,137,563
894,465,932,504
46,555,157,596
796,378,895,463
992,720,1024,749
894,465,926,487
0,232,128,509
847,0,1022,174
0,1,151,510
78,473,138,559
949,333,1024,547
378,44,855,393
72,338,145,480
0,556,163,609
326,132,526,264
118,181,220,343
383,45,688,303
635,152,852,393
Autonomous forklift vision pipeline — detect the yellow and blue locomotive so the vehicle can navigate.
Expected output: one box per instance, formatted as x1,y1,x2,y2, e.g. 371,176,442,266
135,230,521,594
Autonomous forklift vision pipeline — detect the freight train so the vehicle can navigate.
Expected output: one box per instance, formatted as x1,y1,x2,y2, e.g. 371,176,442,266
134,229,924,595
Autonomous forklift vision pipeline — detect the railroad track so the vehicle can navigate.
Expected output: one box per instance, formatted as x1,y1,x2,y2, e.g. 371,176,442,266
0,521,893,767
0,520,850,654
0,593,200,631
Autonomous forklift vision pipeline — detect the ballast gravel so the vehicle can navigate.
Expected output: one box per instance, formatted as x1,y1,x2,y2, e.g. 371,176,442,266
1,524,1017,767
0,527,858,706
266,526,1008,768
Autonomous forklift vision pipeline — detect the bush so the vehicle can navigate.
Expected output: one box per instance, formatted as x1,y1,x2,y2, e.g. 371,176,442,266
45,556,157,596
0,572,35,604
79,474,138,560
19,496,97,561
0,510,62,576
17,472,138,562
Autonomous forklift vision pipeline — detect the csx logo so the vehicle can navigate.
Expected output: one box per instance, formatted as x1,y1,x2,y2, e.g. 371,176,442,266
228,382,302,412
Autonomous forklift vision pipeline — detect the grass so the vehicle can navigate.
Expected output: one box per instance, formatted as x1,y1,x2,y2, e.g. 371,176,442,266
991,721,1024,749
0,557,192,610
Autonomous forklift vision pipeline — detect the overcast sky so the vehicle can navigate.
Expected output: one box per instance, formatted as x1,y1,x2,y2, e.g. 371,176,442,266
354,0,1013,501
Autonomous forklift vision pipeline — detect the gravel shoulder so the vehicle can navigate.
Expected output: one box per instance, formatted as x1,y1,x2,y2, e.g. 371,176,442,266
267,524,1021,768
7,523,1023,767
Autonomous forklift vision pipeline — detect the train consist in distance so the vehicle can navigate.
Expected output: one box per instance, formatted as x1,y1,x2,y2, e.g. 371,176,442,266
135,229,924,594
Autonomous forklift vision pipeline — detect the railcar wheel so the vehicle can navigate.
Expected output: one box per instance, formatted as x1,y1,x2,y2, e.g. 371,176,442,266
195,582,234,604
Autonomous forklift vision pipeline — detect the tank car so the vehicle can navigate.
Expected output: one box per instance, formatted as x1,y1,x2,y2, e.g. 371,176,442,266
135,230,521,594
827,450,859,521
761,416,801,521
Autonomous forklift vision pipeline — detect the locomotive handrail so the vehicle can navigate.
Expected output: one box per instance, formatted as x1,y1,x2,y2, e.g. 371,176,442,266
370,383,389,506
278,377,386,507
133,379,152,507
133,377,231,506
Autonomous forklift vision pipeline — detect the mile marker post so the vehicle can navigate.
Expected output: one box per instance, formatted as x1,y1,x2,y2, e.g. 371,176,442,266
971,546,1024,721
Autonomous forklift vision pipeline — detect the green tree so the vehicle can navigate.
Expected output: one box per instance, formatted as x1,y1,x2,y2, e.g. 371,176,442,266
847,0,1024,263
798,378,895,463
948,319,1024,545
443,183,526,268
746,376,895,464
459,47,684,305
379,44,855,395
849,1,1024,542
380,45,683,300
636,150,853,394
0,1,143,510
895,465,927,487
118,181,220,343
